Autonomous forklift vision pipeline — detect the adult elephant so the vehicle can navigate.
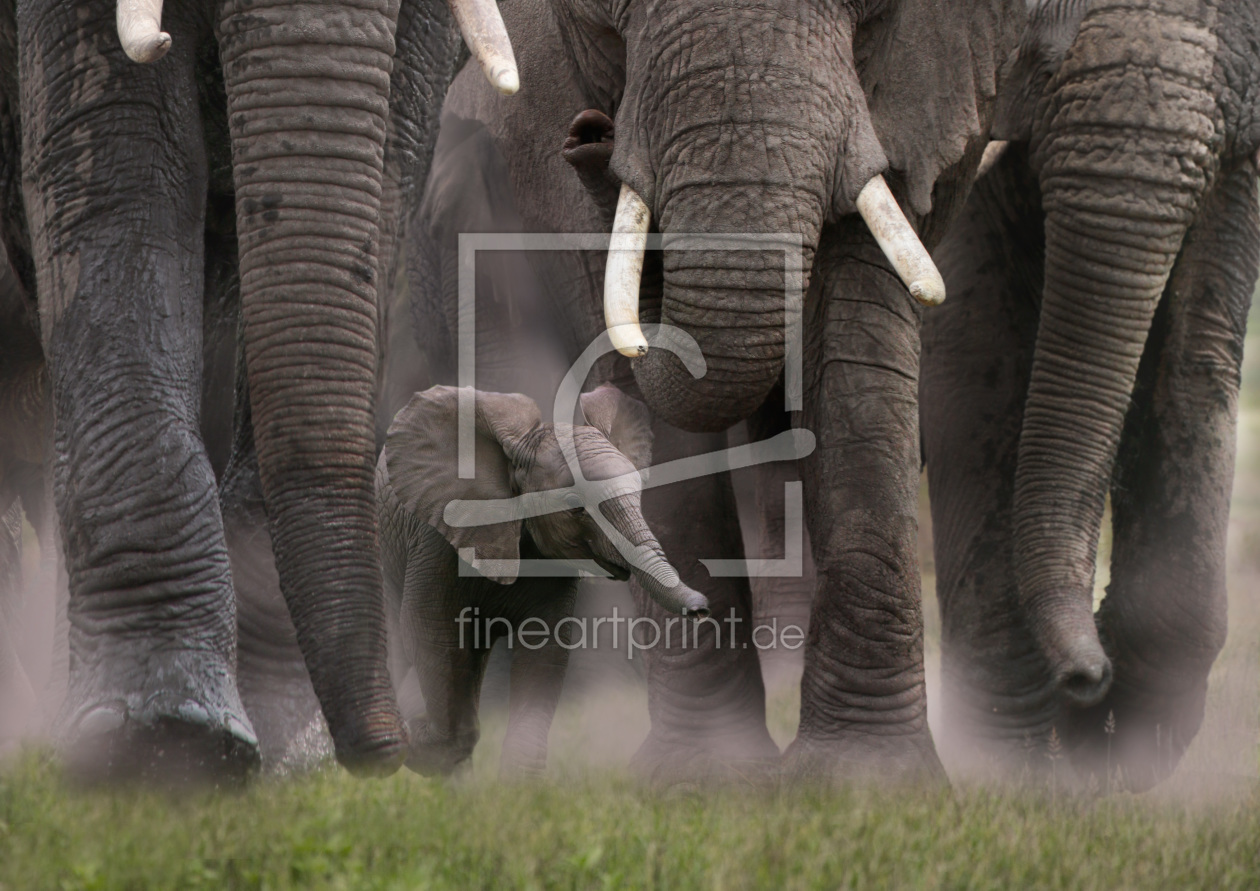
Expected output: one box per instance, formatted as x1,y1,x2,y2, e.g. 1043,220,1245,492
3,0,518,781
922,0,1260,790
404,0,1025,780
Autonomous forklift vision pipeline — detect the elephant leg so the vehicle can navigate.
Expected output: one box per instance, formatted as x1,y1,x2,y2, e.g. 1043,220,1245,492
1066,168,1260,791
19,6,257,782
400,544,488,776
406,636,491,778
786,229,942,782
744,392,815,689
221,428,326,772
630,420,778,783
7,462,58,737
0,500,37,750
208,193,320,771
920,148,1058,769
499,589,576,777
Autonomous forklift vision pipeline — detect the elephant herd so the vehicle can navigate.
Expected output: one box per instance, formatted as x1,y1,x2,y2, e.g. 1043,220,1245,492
0,0,1258,793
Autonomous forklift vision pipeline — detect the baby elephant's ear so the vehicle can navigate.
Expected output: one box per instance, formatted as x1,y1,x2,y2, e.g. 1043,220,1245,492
578,385,653,470
385,386,542,584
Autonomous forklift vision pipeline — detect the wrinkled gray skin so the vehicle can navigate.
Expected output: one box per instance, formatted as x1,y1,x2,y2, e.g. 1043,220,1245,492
404,0,1025,781
1,0,469,781
377,385,708,776
922,0,1260,790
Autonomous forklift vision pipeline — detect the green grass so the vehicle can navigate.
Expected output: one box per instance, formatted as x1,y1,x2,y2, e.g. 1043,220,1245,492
1,751,1258,890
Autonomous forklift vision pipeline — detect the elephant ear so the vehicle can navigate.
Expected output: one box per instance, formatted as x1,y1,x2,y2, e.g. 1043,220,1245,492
385,386,542,584
854,0,1026,217
577,385,653,471
990,0,1092,142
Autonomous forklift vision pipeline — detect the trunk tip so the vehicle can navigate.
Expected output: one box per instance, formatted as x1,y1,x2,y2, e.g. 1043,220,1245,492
332,710,409,778
682,590,710,619
1056,648,1113,708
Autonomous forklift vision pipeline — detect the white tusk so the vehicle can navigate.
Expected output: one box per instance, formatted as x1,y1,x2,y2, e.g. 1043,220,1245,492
604,184,651,358
447,0,519,95
977,140,1009,179
116,0,170,64
855,175,946,307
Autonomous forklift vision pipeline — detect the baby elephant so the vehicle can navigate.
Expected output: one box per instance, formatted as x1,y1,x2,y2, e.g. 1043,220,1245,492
377,384,709,776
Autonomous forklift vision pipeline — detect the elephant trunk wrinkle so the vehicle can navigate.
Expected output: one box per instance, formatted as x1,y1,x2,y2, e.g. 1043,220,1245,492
1013,2,1219,705
219,0,406,775
1015,133,1212,710
595,496,708,617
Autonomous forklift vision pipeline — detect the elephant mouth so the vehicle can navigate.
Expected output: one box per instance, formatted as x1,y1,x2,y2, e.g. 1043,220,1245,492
561,109,615,169
593,555,631,581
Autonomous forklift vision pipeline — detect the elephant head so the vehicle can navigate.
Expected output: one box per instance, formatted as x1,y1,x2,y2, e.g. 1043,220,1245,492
384,385,710,615
991,0,1260,706
105,0,522,771
545,0,1022,429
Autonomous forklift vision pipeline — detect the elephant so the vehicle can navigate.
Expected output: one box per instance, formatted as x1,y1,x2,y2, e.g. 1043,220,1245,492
0,234,51,753
377,384,709,776
921,0,1260,790
0,0,523,781
400,0,1027,781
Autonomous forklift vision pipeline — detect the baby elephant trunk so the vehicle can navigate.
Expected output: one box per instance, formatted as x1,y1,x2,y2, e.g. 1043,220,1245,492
629,552,710,618
595,491,709,616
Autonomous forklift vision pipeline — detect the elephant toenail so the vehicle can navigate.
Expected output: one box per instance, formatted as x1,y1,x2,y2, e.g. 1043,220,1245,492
76,703,126,737
175,700,211,725
226,715,259,747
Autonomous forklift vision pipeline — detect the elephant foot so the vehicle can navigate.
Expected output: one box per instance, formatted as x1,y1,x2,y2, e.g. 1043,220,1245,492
1064,695,1200,794
57,650,260,786
498,756,547,782
498,744,548,779
781,731,947,787
402,715,475,777
630,726,781,788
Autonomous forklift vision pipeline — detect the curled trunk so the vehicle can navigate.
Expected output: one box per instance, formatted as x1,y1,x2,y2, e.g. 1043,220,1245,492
630,200,815,432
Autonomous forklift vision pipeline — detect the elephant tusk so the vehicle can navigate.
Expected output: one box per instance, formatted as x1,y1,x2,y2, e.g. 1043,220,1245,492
855,174,946,307
116,0,170,64
977,140,1009,179
447,0,519,95
604,183,651,358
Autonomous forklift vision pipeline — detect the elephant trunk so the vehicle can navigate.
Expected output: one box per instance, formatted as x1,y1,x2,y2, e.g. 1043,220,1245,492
1014,5,1217,706
630,554,710,618
597,494,709,617
629,180,821,432
620,6,935,432
219,0,405,773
